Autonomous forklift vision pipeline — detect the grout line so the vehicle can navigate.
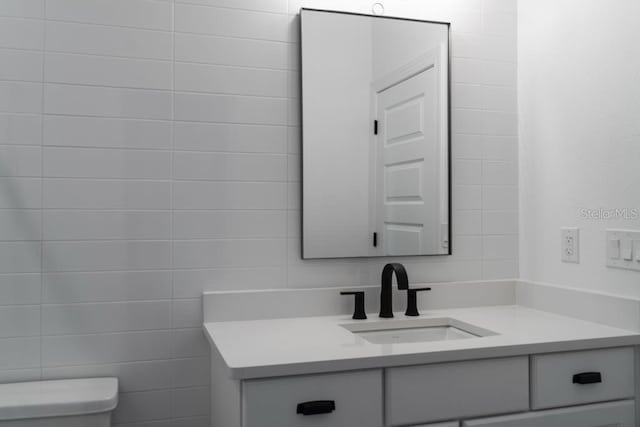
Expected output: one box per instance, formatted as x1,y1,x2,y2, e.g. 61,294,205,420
285,0,291,290
35,208,293,212
172,28,291,45
170,1,176,419
34,80,294,100
173,0,289,16
43,17,175,34
39,4,47,381
41,112,289,126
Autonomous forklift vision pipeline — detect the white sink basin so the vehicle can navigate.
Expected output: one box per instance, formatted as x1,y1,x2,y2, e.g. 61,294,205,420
341,317,497,345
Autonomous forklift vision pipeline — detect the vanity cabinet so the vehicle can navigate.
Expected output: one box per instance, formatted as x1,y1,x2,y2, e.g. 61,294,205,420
462,400,635,427
212,346,636,427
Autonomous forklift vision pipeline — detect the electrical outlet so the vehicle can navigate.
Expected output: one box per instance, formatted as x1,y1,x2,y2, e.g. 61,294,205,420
561,227,579,263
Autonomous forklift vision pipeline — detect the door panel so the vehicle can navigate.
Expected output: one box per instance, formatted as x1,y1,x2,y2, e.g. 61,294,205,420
385,162,422,199
375,57,442,256
385,96,424,143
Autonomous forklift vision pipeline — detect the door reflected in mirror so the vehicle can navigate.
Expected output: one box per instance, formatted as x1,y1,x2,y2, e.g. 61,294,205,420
301,9,451,259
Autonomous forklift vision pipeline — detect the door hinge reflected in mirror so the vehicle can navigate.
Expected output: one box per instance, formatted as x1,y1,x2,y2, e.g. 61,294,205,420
374,120,378,135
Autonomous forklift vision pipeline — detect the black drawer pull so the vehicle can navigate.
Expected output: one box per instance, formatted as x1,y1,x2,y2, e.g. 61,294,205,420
573,372,602,384
296,400,336,416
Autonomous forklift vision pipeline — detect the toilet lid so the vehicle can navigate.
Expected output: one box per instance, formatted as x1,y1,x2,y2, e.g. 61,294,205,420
0,378,118,420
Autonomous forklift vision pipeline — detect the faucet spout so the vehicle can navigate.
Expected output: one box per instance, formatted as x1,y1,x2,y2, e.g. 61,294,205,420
379,263,408,318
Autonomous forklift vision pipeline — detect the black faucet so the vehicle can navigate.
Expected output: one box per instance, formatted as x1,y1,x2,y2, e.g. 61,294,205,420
379,263,409,318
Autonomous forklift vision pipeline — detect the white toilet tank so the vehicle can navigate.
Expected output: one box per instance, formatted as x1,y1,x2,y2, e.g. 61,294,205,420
0,378,118,427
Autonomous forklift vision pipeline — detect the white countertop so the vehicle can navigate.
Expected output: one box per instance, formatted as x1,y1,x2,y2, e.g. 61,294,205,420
204,305,640,380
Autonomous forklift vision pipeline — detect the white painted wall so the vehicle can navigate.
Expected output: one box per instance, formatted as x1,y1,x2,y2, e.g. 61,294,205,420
0,0,517,424
518,0,640,297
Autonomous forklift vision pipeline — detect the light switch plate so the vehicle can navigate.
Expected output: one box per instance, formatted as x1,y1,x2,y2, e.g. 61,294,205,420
607,230,640,272
561,227,579,263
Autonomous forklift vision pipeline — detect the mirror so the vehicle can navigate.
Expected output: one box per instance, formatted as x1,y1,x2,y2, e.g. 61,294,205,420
301,9,451,259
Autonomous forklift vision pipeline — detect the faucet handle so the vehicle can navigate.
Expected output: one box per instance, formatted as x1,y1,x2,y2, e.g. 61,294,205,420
340,291,367,320
405,287,431,317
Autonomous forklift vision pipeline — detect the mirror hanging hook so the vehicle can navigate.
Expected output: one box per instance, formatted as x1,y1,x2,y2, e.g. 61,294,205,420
372,2,385,15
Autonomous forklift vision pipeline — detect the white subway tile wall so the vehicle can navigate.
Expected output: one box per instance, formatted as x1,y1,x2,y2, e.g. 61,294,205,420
0,0,517,424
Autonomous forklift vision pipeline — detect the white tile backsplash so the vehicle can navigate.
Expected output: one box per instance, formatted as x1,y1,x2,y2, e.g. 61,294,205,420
482,210,518,235
0,0,517,424
176,0,287,14
171,300,202,329
43,211,171,240
173,211,286,239
46,21,173,60
482,185,518,210
174,33,290,69
174,4,289,41
173,152,286,182
172,268,286,298
172,387,210,418
175,63,287,97
0,305,40,338
45,53,173,90
173,92,287,124
43,271,172,304
0,0,44,19
43,241,172,272
42,331,175,366
172,239,285,269
0,242,41,273
0,146,42,177
113,390,173,424
44,84,173,120
173,122,286,153
45,0,173,31
0,338,41,370
0,210,42,240
0,82,43,114
453,185,483,210
0,50,43,82
43,147,171,180
0,17,44,50
43,180,171,210
0,114,42,146
0,178,42,208
42,359,174,392
44,116,172,149
42,301,173,335
453,210,482,236
172,181,287,210
0,274,41,305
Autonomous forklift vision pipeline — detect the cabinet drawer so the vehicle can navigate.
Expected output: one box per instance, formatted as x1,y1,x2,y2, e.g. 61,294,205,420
386,356,529,426
531,347,634,409
413,423,459,427
463,400,635,427
242,369,383,427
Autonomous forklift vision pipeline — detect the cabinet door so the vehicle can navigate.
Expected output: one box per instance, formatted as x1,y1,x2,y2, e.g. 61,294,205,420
243,369,383,427
386,356,528,426
462,400,634,427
